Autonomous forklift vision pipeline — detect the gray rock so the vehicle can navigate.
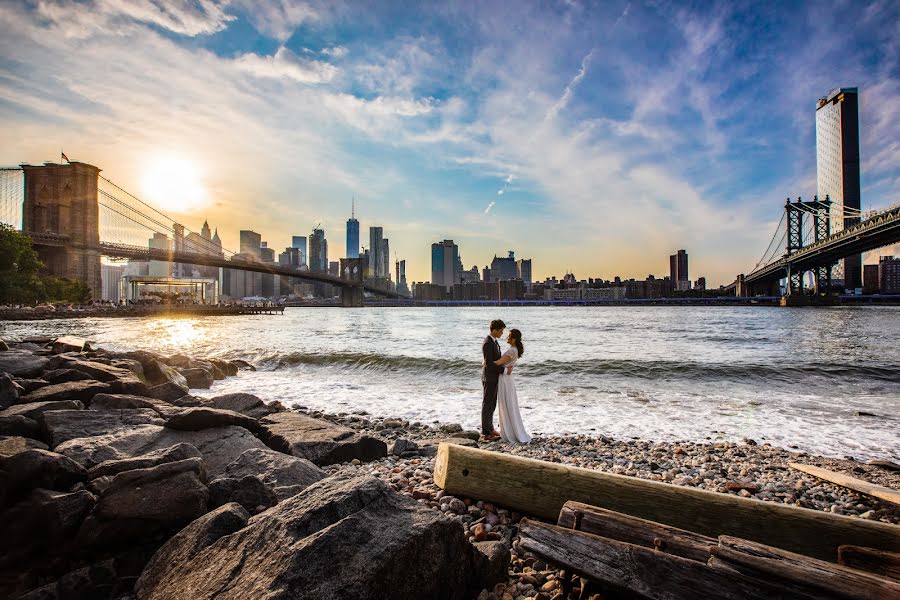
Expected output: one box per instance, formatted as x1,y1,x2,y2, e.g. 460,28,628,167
51,336,89,354
87,443,202,479
56,424,267,478
165,407,260,434
41,409,164,448
179,367,214,389
110,358,146,380
223,447,326,501
208,475,277,513
114,351,169,385
0,435,49,457
171,395,202,407
76,458,209,548
146,380,189,402
90,393,159,411
14,558,124,600
418,437,479,456
0,373,21,410
0,448,87,506
134,475,481,600
0,415,41,439
203,392,269,418
0,350,50,378
59,359,133,382
15,378,49,393
1,400,85,421
210,358,239,377
0,339,7,351
230,359,256,371
472,541,510,589
390,438,419,456
21,380,111,405
260,412,387,466
44,368,95,384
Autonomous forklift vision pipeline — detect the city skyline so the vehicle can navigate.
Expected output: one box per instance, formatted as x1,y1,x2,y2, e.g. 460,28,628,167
1,2,898,286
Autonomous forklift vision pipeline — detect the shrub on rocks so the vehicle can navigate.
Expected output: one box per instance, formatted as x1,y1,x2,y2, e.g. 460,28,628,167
223,447,326,501
208,475,277,513
135,475,489,600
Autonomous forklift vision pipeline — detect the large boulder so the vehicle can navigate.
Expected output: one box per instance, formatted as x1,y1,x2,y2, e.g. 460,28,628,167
178,367,214,389
90,393,159,411
87,443,201,479
0,415,41,439
0,448,87,507
0,349,50,377
0,373,22,409
21,380,111,405
16,378,50,393
41,409,164,447
1,400,85,421
210,358,239,377
203,392,271,418
208,475,277,513
146,380,189,402
259,412,387,466
43,368,95,384
472,541,511,589
52,336,89,354
0,435,49,456
223,447,325,501
135,475,482,600
56,425,267,478
165,407,260,434
58,359,132,382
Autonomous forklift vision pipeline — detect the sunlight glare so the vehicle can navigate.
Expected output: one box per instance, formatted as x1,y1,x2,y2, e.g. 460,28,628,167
140,155,208,213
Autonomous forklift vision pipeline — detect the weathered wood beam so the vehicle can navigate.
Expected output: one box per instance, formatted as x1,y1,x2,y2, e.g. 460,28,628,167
517,519,825,600
839,545,900,582
789,463,900,505
557,501,714,562
710,536,900,600
434,443,900,561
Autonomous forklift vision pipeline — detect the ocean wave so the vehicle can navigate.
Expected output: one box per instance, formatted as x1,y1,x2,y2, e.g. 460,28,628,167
253,351,900,383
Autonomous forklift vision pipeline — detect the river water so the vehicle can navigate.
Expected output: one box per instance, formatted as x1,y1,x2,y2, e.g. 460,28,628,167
2,306,898,461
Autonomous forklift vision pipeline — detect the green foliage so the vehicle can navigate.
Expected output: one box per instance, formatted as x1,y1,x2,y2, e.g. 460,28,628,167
0,224,92,304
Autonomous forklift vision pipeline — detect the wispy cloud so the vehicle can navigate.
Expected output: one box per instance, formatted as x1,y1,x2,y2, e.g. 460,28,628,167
233,47,338,83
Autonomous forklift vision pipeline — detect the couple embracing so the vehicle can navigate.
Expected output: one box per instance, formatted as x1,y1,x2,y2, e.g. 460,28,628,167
480,319,532,444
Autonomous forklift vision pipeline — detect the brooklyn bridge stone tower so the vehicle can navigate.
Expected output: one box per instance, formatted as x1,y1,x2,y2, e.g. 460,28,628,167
21,162,102,299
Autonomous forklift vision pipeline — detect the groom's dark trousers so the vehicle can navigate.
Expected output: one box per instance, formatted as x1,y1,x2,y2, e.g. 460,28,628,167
481,335,503,435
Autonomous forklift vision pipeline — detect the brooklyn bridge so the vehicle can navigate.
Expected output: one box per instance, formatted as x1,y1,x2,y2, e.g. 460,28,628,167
0,161,408,307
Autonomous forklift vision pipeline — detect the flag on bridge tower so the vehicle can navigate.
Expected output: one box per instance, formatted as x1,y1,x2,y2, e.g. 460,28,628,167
61,151,69,163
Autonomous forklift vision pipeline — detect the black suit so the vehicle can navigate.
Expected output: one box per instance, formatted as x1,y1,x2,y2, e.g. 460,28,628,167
481,335,504,435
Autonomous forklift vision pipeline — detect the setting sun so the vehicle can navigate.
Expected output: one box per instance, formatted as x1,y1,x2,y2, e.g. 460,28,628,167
140,155,207,213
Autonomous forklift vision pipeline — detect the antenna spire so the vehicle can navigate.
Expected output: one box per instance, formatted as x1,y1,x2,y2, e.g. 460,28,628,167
352,197,355,219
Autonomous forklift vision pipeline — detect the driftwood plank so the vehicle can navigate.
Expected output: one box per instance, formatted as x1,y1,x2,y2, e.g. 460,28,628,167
517,519,825,600
711,536,900,600
434,443,900,561
839,545,900,582
557,501,714,562
789,463,900,505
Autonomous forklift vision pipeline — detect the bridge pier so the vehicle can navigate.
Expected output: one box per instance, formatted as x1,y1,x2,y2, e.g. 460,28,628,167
21,162,102,300
341,285,364,308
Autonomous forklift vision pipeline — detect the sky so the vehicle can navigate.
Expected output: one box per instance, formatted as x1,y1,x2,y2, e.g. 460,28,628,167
1,0,898,286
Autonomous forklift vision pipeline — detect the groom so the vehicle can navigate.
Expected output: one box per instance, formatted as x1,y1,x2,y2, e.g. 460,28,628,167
481,319,506,441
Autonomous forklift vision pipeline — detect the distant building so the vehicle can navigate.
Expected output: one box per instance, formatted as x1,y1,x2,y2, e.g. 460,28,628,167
695,277,706,291
583,287,626,300
148,232,171,277
309,228,328,273
625,275,672,299
863,264,879,294
239,230,262,259
482,266,491,282
817,87,861,289
413,282,447,301
291,236,308,266
396,259,409,295
879,256,900,293
346,203,359,259
490,251,518,281
101,263,124,303
329,261,340,277
369,227,384,277
381,238,390,282
669,249,689,291
517,258,533,291
431,240,460,291
460,265,480,284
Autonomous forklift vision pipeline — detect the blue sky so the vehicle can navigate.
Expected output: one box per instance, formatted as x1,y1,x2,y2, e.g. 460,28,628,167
1,0,898,285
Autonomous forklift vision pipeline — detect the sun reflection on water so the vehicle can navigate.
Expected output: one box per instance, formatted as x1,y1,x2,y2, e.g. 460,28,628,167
143,319,204,353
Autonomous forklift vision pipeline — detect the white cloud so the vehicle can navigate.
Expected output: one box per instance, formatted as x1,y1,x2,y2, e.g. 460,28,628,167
233,47,338,83
484,201,495,214
322,46,348,58
230,0,321,42
496,189,504,195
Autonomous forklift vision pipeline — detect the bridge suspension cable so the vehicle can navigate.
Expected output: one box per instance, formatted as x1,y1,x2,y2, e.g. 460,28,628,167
752,211,786,270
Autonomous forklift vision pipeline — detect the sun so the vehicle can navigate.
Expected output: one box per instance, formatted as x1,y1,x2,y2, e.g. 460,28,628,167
140,155,208,213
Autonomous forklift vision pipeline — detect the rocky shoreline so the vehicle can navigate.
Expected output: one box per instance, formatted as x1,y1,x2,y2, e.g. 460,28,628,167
1,335,898,600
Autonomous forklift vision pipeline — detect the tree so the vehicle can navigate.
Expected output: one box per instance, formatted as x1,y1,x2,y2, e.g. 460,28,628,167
0,225,92,304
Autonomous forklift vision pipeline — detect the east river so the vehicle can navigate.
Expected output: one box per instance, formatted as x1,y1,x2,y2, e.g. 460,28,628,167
2,305,898,461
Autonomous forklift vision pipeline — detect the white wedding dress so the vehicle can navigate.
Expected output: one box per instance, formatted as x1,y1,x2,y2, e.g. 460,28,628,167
497,346,531,444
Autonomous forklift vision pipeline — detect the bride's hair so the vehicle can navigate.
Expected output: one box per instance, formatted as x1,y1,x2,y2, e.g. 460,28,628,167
509,328,524,357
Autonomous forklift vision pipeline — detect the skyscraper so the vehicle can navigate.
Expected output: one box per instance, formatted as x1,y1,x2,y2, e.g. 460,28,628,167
309,228,327,273
346,201,359,259
669,249,689,291
369,226,384,277
396,259,409,295
381,238,390,281
517,258,533,291
816,87,861,289
431,239,459,291
291,235,307,266
239,230,262,259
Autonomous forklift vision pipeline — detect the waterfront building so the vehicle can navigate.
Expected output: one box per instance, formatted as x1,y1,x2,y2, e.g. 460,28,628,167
346,203,359,259
101,263,124,303
517,258,533,291
482,267,491,282
695,277,706,291
879,256,900,293
309,228,327,273
148,232,171,277
863,264,879,294
291,236,308,266
239,230,262,259
669,249,690,291
490,251,518,281
413,282,447,301
544,287,580,301
816,87,862,289
431,239,460,291
369,227,384,277
460,265,480,284
583,287,626,300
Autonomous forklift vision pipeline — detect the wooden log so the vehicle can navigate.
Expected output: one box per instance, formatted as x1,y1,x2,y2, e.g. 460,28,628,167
434,443,900,561
789,463,900,505
517,518,825,600
867,460,900,472
557,501,715,562
839,545,900,582
710,536,900,600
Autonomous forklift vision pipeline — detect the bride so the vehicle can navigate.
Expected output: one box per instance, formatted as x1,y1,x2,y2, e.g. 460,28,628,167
493,328,531,444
